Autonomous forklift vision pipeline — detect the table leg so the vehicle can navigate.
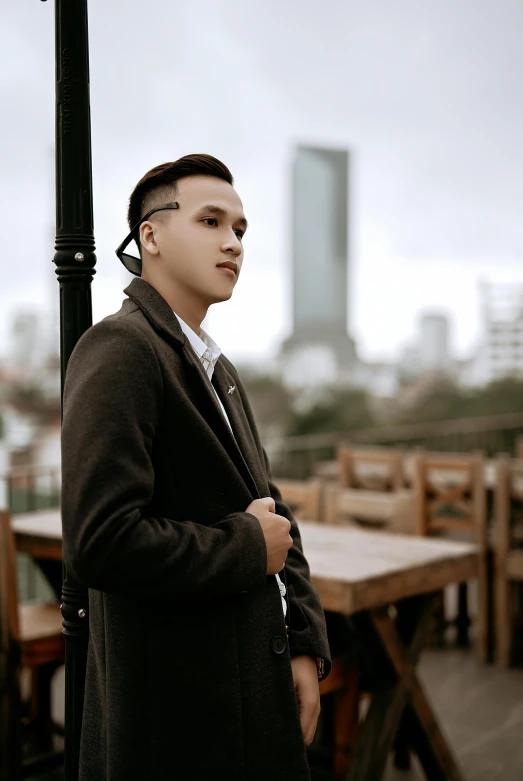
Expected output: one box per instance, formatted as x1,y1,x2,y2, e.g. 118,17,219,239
373,597,465,781
345,593,465,781
393,595,428,771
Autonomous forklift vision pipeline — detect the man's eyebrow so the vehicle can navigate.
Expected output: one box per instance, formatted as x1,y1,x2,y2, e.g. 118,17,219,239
197,203,248,230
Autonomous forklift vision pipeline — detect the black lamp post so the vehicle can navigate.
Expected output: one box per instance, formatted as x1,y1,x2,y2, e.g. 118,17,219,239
42,1,96,778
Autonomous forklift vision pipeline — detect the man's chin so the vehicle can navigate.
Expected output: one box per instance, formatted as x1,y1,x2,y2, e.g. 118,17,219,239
209,288,234,304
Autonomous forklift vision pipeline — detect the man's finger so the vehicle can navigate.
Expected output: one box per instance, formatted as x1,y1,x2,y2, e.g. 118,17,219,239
304,705,320,746
298,696,319,742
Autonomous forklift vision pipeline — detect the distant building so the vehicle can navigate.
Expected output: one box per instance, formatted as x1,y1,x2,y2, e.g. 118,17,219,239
418,313,451,372
476,281,523,384
398,311,453,380
10,313,40,370
279,145,357,388
351,360,399,398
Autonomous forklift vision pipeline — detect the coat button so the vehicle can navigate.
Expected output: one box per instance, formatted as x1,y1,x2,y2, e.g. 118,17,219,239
271,635,286,654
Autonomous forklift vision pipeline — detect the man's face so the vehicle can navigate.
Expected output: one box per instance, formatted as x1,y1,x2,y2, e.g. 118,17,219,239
142,175,247,306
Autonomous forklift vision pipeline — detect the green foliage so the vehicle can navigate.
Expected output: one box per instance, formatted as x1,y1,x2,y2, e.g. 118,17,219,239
396,377,468,424
240,373,294,434
395,377,523,423
242,371,523,445
471,377,523,417
286,386,376,437
395,375,523,425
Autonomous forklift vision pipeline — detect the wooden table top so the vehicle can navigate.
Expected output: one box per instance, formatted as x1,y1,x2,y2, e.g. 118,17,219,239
12,510,478,615
12,509,63,540
298,520,478,614
12,509,63,560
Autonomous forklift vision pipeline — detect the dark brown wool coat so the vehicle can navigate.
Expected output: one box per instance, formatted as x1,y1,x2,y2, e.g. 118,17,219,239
61,278,331,781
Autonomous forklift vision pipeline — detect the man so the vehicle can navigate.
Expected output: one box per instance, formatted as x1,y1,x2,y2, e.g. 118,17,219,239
61,153,331,781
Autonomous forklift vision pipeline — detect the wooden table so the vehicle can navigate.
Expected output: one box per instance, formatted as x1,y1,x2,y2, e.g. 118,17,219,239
12,510,62,560
13,510,477,780
299,521,477,781
12,510,64,600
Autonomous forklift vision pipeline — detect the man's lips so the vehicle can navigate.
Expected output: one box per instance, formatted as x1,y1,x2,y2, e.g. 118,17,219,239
217,261,238,275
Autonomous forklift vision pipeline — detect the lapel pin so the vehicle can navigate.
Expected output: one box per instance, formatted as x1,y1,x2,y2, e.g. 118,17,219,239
227,385,236,395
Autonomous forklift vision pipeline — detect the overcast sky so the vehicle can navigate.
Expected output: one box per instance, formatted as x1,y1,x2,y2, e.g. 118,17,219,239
2,0,523,366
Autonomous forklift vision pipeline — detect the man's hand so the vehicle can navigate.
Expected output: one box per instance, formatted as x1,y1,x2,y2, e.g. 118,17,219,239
291,655,321,747
245,497,293,575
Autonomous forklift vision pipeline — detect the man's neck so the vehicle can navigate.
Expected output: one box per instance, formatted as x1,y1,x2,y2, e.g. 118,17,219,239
142,274,208,333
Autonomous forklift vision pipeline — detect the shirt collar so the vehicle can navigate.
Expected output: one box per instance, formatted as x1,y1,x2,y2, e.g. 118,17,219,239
172,311,222,367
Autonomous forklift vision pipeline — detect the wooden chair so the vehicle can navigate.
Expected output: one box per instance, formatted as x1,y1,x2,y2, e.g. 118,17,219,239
0,510,65,780
412,453,489,662
337,445,406,492
273,478,324,523
323,484,414,532
494,455,523,666
312,459,341,484
317,653,360,780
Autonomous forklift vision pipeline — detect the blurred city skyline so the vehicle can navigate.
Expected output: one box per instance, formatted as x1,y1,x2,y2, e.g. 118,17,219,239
2,0,523,366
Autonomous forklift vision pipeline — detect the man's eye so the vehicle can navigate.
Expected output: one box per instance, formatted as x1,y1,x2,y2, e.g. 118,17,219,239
234,230,244,239
203,218,218,226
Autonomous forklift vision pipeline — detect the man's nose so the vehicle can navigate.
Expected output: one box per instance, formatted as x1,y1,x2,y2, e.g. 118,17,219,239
222,233,242,256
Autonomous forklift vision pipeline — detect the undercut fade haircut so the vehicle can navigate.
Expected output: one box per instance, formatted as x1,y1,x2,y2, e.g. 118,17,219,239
127,154,234,256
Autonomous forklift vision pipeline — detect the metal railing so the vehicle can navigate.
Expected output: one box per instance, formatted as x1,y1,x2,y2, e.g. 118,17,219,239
0,465,61,514
264,411,523,479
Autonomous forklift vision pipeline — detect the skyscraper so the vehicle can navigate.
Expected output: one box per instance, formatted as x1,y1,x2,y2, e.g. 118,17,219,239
279,145,356,387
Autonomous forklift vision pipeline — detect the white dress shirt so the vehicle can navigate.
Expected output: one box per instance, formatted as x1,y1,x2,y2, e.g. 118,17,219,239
173,311,287,617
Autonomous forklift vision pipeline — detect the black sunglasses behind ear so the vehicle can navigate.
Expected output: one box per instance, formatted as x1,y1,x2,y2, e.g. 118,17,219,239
115,201,179,276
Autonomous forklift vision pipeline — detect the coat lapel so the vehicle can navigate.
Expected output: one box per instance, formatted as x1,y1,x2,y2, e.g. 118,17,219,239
212,360,270,498
124,278,260,499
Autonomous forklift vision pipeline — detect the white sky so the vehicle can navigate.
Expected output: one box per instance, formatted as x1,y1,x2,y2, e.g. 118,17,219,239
2,0,523,366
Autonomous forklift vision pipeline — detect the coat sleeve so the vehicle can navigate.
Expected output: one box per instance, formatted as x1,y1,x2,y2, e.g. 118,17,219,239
61,318,267,601
261,449,332,681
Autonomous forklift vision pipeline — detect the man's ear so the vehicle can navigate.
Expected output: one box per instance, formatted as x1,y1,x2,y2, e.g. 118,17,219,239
140,221,160,256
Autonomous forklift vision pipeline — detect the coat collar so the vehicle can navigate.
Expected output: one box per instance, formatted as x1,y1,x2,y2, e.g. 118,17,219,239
124,278,186,347
124,278,267,499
